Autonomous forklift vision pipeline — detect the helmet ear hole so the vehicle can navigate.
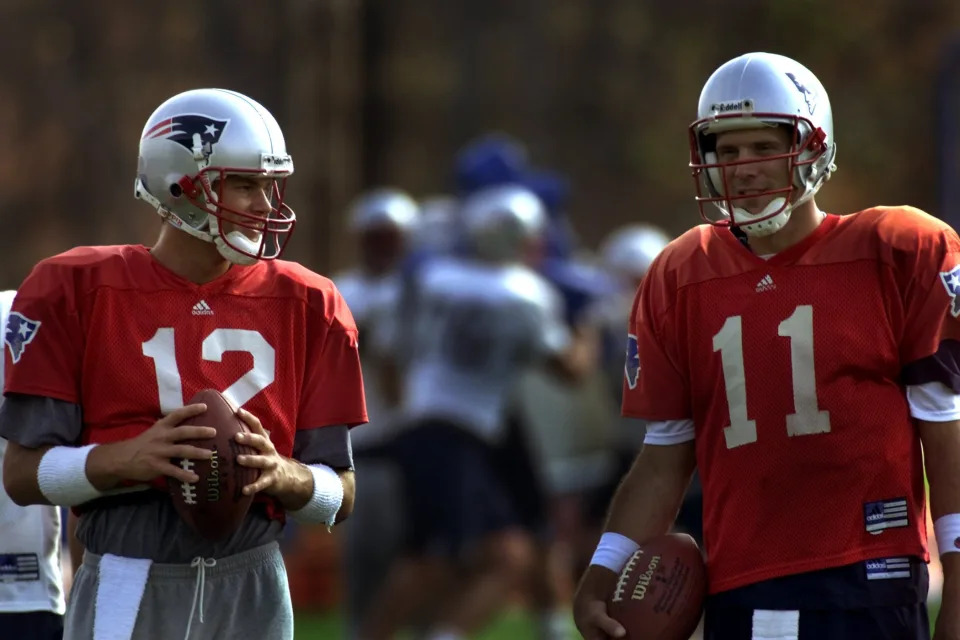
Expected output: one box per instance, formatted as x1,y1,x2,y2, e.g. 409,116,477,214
169,183,183,198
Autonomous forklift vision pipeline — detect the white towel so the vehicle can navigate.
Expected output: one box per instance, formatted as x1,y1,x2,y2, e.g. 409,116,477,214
752,609,800,640
93,554,152,640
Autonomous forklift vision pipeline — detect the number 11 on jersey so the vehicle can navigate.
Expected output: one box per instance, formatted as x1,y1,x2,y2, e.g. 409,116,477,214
712,304,831,449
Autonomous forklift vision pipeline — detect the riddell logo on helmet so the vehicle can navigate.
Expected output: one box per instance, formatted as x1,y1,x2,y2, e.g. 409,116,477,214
710,100,753,114
261,154,290,168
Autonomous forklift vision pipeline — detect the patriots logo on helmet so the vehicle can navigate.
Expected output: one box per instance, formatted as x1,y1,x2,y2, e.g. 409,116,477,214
624,333,640,390
940,265,960,317
143,114,228,160
4,312,41,364
785,72,817,116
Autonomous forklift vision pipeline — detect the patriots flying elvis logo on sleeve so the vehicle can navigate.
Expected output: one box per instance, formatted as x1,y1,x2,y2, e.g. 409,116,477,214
143,114,228,161
940,265,960,317
4,312,41,363
624,333,640,389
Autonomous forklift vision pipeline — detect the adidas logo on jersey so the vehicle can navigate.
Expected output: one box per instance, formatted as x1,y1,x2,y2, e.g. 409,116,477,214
755,274,776,292
192,300,214,316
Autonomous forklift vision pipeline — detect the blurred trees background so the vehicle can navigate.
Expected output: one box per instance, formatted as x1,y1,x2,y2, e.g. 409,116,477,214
0,0,958,285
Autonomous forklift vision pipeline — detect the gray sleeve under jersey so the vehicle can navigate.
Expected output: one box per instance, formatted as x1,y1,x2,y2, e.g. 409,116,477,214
292,425,354,470
0,393,354,563
0,392,353,468
0,393,83,448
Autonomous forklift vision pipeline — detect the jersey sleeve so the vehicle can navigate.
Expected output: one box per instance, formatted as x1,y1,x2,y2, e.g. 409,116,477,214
298,285,368,432
621,264,690,420
897,220,960,384
4,262,84,403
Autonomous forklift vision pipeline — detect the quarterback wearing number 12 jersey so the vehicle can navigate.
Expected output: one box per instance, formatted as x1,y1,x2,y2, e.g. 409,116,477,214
4,244,367,496
622,206,960,594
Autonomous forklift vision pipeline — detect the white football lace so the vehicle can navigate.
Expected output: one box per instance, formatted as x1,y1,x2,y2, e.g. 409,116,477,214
612,550,642,602
183,557,217,640
179,460,197,505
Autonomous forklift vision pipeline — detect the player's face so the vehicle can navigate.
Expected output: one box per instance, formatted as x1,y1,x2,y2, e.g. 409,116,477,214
715,127,793,214
216,176,275,240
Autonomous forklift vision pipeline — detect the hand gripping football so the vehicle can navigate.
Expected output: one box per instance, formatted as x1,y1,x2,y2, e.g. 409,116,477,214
608,533,707,640
166,389,261,540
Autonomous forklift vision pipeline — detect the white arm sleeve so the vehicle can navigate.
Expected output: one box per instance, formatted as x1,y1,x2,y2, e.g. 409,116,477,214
642,419,695,445
907,381,960,422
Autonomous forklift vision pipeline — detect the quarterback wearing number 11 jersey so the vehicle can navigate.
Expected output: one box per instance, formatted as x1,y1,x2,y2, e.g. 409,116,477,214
623,206,960,593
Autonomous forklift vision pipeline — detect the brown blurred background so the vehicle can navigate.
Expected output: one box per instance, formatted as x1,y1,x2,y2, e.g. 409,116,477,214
1,0,959,287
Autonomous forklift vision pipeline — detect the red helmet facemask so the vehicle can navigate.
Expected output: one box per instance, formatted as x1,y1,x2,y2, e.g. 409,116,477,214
177,167,296,263
688,113,828,232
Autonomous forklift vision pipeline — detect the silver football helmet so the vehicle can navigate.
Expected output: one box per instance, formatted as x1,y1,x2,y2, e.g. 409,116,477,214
347,188,419,233
347,188,420,275
460,184,546,262
134,88,296,265
689,52,837,237
600,224,671,284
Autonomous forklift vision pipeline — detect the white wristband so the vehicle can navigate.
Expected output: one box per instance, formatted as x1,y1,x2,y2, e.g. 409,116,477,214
289,463,344,527
934,514,960,555
36,444,105,506
589,532,641,573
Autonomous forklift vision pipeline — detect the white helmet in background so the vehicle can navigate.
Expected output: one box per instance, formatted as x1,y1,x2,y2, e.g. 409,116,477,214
460,184,547,263
600,224,671,284
348,188,419,233
347,188,420,275
134,88,296,265
689,52,837,237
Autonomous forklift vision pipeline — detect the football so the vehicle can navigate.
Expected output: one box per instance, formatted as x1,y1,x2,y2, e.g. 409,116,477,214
608,533,707,640
166,389,260,540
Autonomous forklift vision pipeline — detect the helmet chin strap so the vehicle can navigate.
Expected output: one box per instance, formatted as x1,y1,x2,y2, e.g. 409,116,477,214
732,197,790,237
208,217,261,266
731,188,826,238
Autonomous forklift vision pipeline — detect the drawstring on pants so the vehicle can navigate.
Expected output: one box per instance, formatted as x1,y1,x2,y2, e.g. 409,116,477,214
183,557,217,640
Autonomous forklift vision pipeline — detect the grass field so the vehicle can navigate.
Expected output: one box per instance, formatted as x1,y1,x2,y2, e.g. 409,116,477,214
293,608,537,639
291,600,943,639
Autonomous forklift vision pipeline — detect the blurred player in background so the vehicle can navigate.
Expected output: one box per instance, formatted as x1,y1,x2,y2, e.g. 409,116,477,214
360,184,594,640
411,195,460,259
0,289,69,640
1,88,365,640
580,224,709,554
456,136,616,639
575,51,960,640
334,187,419,638
593,224,673,407
454,133,615,329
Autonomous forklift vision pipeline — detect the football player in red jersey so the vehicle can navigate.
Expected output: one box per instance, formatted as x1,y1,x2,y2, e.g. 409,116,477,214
574,52,960,640
0,88,366,640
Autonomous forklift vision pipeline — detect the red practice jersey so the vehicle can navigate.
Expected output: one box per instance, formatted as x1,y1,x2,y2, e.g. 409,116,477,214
4,245,367,490
623,207,960,593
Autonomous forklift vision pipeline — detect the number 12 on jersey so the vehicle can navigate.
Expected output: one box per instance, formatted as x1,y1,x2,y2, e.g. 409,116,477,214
712,304,831,449
142,327,276,414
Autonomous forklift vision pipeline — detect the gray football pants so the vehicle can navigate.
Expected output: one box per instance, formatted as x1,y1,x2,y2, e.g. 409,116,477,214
64,542,293,640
